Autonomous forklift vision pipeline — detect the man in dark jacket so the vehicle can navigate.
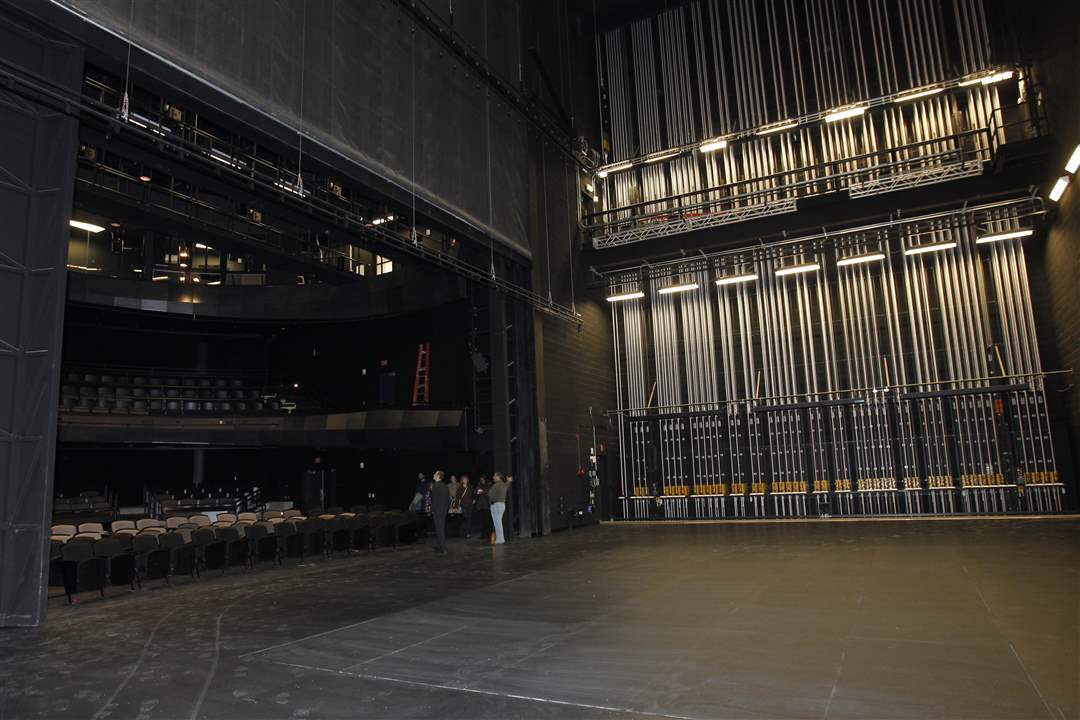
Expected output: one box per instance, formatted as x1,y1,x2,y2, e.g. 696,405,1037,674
430,470,451,553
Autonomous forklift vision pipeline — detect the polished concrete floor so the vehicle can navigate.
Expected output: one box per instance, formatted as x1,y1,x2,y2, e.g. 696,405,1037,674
1,519,1077,719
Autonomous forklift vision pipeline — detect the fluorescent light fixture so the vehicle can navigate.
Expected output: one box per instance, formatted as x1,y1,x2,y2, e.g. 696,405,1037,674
1065,144,1080,174
152,275,168,281
597,161,633,178
960,70,1014,87
975,229,1033,244
894,87,943,103
698,138,728,152
657,282,699,295
837,252,886,266
208,280,221,286
605,290,645,302
775,263,821,276
645,151,679,164
1049,176,1069,202
179,262,188,268
715,272,758,286
824,106,866,123
70,219,105,233
755,122,798,136
904,241,957,256
194,243,213,250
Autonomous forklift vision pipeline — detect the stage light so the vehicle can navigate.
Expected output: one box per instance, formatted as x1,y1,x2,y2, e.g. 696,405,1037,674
70,220,105,233
837,252,886,266
1065,145,1080,174
657,282,699,295
192,276,201,283
138,174,151,182
1049,176,1069,202
976,229,1033,244
894,87,943,103
597,161,632,178
645,151,679,164
775,263,820,276
960,70,1013,86
698,138,728,152
755,122,798,136
152,275,168,281
179,262,188,268
824,106,866,123
605,290,645,302
179,248,189,258
904,241,957,256
715,273,758,286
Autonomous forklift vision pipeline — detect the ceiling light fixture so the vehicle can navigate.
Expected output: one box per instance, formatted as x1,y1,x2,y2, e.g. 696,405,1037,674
698,138,728,153
70,220,105,233
894,87,943,103
1049,176,1070,202
775,263,821,276
975,229,1033,244
755,122,798,136
657,282,699,295
904,241,957,256
715,273,758,286
152,275,168,281
837,252,886,266
1065,144,1080,174
824,106,866,123
605,290,645,302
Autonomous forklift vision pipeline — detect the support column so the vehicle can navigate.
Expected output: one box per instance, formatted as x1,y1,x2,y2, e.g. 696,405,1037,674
0,14,82,627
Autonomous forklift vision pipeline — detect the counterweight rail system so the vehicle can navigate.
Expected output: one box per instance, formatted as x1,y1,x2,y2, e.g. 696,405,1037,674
609,199,1064,520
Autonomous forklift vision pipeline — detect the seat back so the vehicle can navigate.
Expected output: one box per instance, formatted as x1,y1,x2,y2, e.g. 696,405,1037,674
51,524,77,536
238,512,258,523
92,538,125,558
217,513,237,524
165,516,186,529
261,510,284,521
188,515,211,527
136,518,165,530
72,531,102,541
244,524,268,540
78,522,105,534
191,528,218,546
111,520,136,532
139,527,166,535
215,527,241,542
283,509,302,519
50,534,71,543
133,534,160,553
160,532,187,550
212,520,234,528
61,541,94,562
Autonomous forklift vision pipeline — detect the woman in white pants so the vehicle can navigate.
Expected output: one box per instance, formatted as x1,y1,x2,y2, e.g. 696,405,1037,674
487,473,512,544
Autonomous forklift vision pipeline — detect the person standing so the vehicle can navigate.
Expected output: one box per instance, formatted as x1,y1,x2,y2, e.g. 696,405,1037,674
488,473,512,545
446,475,461,507
475,474,492,542
457,476,475,539
430,470,450,553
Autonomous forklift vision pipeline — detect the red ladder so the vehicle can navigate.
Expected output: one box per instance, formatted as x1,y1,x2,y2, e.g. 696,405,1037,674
412,342,431,406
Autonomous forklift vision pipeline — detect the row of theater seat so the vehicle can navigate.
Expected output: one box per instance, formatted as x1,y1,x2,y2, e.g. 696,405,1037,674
51,509,420,604
59,370,290,416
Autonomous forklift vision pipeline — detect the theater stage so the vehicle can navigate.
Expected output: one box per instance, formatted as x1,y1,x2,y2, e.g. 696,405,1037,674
1,519,1076,719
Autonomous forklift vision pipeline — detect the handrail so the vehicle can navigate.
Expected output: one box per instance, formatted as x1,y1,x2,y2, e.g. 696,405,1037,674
587,134,988,233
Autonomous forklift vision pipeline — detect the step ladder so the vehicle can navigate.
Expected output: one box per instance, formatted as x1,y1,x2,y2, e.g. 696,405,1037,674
412,341,431,406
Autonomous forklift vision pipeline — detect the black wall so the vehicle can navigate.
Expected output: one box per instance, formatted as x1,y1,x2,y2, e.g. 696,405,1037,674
0,15,81,627
1015,0,1080,501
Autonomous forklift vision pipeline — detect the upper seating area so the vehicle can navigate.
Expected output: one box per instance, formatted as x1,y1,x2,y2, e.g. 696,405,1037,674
59,368,298,416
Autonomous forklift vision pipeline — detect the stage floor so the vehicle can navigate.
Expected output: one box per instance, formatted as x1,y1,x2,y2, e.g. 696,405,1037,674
2,518,1077,719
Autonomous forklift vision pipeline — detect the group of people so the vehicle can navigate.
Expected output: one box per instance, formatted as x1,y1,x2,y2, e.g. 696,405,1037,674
410,471,513,553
